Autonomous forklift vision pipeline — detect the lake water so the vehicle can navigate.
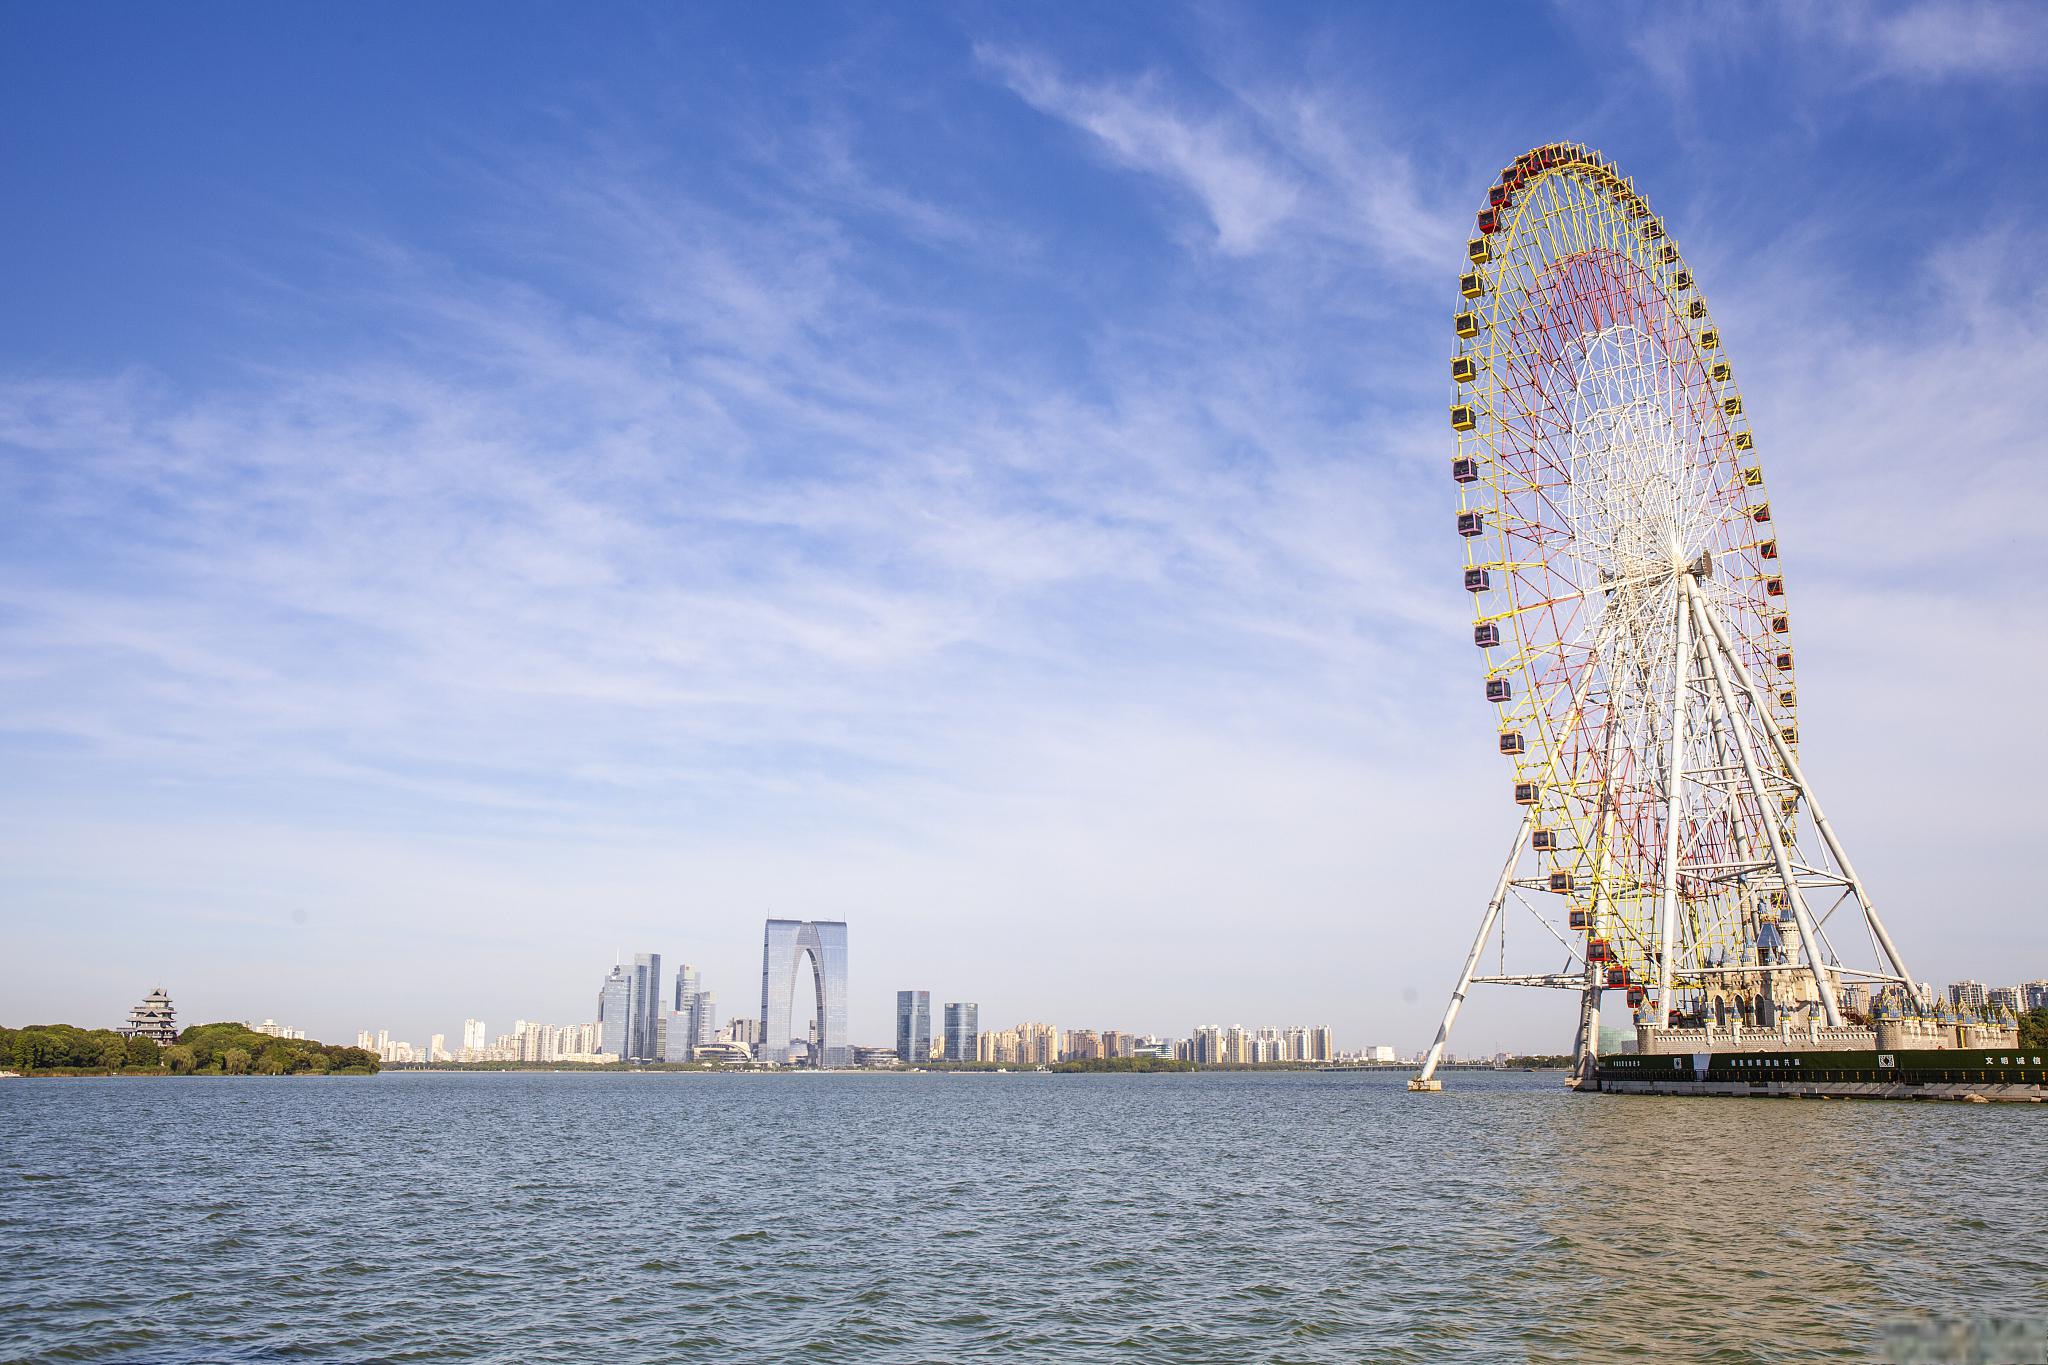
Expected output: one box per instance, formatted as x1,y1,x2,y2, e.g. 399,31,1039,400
3,1070,2043,1363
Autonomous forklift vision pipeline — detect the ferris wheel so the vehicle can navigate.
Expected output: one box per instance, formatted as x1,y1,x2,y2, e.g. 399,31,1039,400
1411,143,1916,1090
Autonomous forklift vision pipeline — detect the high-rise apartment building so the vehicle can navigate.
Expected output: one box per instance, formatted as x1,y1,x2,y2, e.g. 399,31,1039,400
1308,1026,1335,1063
973,1024,1062,1065
2026,981,2048,1012
477,1019,606,1063
1988,986,2022,1016
1018,1021,1061,1066
1065,1029,1101,1062
565,1020,601,1056
944,1002,978,1062
462,1018,486,1052
896,990,931,1063
1949,980,1988,1012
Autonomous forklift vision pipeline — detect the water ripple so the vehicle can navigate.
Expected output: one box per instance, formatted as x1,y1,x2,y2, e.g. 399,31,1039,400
2,1071,2042,1362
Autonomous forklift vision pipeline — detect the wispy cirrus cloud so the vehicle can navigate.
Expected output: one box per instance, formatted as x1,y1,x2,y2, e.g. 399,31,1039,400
977,46,1303,255
975,43,1456,275
1839,0,2048,83
1610,0,2048,110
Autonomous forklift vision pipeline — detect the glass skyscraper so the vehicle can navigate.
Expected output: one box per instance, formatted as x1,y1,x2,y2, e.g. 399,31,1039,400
630,952,662,1063
758,919,848,1067
667,963,715,1061
944,1002,978,1062
896,990,931,1063
596,955,663,1063
598,965,631,1060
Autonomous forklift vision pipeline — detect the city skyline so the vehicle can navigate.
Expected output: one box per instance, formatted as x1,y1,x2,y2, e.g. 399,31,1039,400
5,6,2047,1055
46,944,2048,1061
90,962,2048,1070
337,1007,1375,1070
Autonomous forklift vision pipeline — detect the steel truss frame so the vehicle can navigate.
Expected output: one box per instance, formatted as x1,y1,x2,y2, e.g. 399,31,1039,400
1411,570,1912,1091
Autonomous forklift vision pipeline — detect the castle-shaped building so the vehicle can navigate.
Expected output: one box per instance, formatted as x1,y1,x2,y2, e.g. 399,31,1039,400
119,987,179,1046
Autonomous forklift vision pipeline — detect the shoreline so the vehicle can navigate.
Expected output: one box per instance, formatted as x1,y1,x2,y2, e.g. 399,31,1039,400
0,1069,377,1080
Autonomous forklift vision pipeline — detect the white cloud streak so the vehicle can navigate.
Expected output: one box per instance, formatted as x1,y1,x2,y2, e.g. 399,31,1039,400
976,43,1457,275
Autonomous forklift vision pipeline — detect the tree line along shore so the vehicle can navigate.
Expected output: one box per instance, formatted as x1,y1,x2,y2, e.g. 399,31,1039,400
0,1022,380,1076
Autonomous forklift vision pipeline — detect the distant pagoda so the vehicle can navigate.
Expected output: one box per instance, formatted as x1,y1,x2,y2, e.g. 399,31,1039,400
120,987,179,1046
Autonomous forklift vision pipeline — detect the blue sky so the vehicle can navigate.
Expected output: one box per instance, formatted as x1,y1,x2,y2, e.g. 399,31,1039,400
4,2,2045,1052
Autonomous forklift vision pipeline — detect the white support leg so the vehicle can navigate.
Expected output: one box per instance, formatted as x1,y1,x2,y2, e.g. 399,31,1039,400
1572,714,1625,1089
1689,591,1915,990
1654,581,1694,1025
1684,577,1844,1027
1569,960,1602,1090
1412,809,1533,1091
